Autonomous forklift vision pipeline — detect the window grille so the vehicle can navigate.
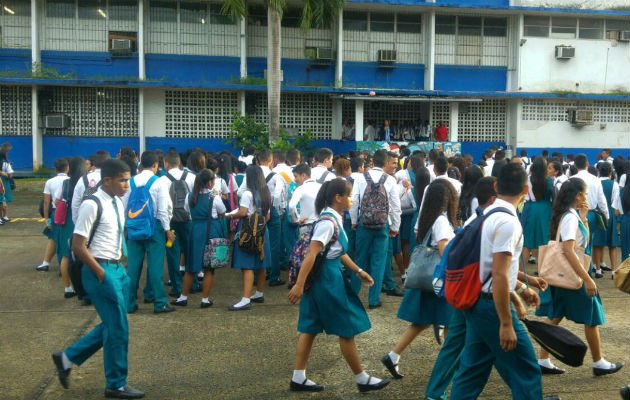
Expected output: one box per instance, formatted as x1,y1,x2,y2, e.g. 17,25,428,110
164,90,238,138
43,87,138,137
0,0,30,48
431,101,451,129
0,86,31,136
457,99,506,142
522,99,630,123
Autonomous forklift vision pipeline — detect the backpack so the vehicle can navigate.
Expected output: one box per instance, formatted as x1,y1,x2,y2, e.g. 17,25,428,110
69,195,103,298
81,174,102,201
266,172,276,184
167,171,191,223
316,170,330,184
444,207,513,310
237,192,267,258
125,175,158,240
359,172,389,230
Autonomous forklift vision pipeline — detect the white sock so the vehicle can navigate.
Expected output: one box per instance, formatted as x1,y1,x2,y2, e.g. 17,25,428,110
233,297,251,308
179,265,185,272
355,371,381,385
538,358,555,368
41,261,50,267
197,272,204,279
201,298,211,304
593,359,613,369
61,352,72,370
64,287,75,293
388,351,400,365
292,370,317,386
251,291,264,299
176,295,188,302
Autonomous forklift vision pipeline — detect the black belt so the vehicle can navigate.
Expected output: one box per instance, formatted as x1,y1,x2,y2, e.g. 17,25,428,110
479,292,493,300
95,258,121,265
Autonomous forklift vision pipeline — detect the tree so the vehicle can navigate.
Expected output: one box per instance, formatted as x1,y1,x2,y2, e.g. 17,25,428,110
222,0,344,145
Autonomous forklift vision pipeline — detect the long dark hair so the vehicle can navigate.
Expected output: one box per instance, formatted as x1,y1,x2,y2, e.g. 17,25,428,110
530,157,548,201
187,151,206,174
459,165,483,221
218,153,234,182
68,157,86,199
416,180,458,243
191,169,215,208
622,182,630,214
245,165,271,215
315,178,352,214
414,165,431,204
550,178,586,239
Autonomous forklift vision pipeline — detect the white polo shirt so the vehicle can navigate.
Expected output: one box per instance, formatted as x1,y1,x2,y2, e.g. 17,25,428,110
74,188,125,261
236,166,286,212
43,173,70,204
311,165,336,183
71,170,102,224
310,207,345,259
559,209,586,248
572,169,609,220
350,167,401,232
288,178,321,224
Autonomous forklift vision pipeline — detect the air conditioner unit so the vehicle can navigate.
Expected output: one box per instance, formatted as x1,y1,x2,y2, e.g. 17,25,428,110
45,114,71,129
316,47,334,61
555,45,575,59
110,39,133,57
567,109,593,125
378,49,397,63
620,31,630,42
606,30,620,40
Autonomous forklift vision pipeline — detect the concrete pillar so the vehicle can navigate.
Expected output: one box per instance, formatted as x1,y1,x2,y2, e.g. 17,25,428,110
449,102,459,142
423,11,435,91
332,99,343,139
355,100,364,142
335,8,343,88
31,0,39,68
138,89,145,154
238,91,246,116
138,0,145,80
507,99,522,149
240,17,247,78
31,87,42,170
508,14,523,92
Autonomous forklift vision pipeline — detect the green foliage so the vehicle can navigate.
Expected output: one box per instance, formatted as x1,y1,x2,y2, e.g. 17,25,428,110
30,62,75,80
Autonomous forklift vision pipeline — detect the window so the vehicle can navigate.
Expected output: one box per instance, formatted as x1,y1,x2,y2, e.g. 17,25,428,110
579,18,603,39
180,1,206,24
344,11,367,31
248,5,266,26
484,17,507,37
150,1,177,23
606,19,630,32
551,17,577,39
524,16,549,37
397,13,421,34
109,0,137,21
436,15,456,34
78,0,104,20
458,16,482,36
370,13,394,33
47,0,75,18
209,4,233,25
282,8,301,28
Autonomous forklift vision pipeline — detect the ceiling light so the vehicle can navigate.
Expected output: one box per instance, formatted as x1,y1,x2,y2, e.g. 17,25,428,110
98,8,107,18
201,18,206,24
4,6,15,15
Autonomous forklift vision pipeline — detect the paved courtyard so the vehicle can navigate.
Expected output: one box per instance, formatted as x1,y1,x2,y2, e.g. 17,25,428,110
1,190,630,400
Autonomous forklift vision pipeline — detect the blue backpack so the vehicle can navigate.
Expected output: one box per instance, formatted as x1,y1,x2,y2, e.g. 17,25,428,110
125,175,158,240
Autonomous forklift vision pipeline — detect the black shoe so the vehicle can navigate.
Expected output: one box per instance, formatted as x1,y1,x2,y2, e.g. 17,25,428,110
290,379,324,392
601,264,613,272
168,292,181,298
368,302,382,310
170,299,188,307
380,355,404,379
540,364,566,375
528,256,537,265
384,286,404,297
200,301,213,309
143,298,154,304
620,384,630,400
104,385,145,399
594,270,604,279
228,303,251,311
64,291,77,299
357,376,390,393
593,362,624,376
36,264,49,272
250,296,265,304
543,396,561,400
269,279,286,287
433,325,444,345
154,305,176,314
51,351,71,389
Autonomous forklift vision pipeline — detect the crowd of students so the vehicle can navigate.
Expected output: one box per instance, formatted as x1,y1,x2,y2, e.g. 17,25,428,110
19,141,630,399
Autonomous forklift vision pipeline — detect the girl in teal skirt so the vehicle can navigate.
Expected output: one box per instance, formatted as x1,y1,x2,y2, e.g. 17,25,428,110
613,182,630,261
172,169,227,308
288,178,389,394
0,147,14,224
382,179,458,379
521,157,553,264
591,162,620,273
535,178,623,376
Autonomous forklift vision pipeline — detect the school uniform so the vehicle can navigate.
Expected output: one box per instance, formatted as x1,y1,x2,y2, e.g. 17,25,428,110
592,177,620,249
613,190,630,260
44,173,71,263
185,190,227,272
273,163,295,183
571,169,609,254
554,174,568,194
231,190,272,271
273,164,295,270
297,208,371,337
434,173,462,195
520,176,553,250
71,170,102,225
122,170,173,313
450,199,542,400
350,168,401,307
0,159,14,204
394,169,417,245
397,215,454,327
310,165,335,183
64,188,131,391
283,178,300,264
158,168,196,296
288,177,321,250
536,210,606,326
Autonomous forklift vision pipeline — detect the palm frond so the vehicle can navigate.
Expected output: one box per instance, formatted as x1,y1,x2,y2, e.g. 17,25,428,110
300,0,344,30
267,0,286,17
221,0,247,20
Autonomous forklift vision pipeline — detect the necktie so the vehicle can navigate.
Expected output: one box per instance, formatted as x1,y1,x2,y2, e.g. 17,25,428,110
112,198,128,258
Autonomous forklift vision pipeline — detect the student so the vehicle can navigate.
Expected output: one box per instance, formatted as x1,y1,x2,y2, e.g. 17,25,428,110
458,165,484,224
591,162,620,274
273,150,295,182
408,161,431,257
613,177,630,262
350,149,401,309
310,148,336,183
550,160,568,194
433,156,462,195
172,169,227,308
235,161,247,187
159,151,196,298
449,164,543,400
226,165,272,311
71,151,110,225
382,152,404,297
0,147,14,224
289,164,321,228
287,178,389,394
521,157,554,265
535,178,623,377
51,159,145,399
124,151,175,314
238,145,255,166
427,149,439,182
382,179,458,378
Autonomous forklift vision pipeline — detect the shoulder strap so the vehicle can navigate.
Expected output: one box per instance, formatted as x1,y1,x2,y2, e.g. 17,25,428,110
317,171,330,184
82,174,89,189
266,172,276,184
62,179,70,201
378,173,387,185
85,195,103,248
317,214,340,253
364,172,372,184
145,175,158,190
130,177,137,190
181,171,188,181
166,172,176,182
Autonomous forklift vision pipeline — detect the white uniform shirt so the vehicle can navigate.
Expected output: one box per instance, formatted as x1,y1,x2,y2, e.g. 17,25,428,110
238,155,254,165
395,169,417,211
288,178,321,224
350,167,401,232
43,173,70,204
613,185,627,214
236,166,285,212
554,174,568,193
571,170,609,220
71,170,102,224
310,207,346,259
435,174,462,195
478,198,523,294
273,163,295,183
426,215,455,247
364,125,376,141
427,163,436,181
212,177,229,197
559,209,586,248
159,168,196,192
183,189,226,219
122,169,173,231
74,188,125,260
2,160,13,175
600,177,619,209
311,165,335,183
619,174,626,189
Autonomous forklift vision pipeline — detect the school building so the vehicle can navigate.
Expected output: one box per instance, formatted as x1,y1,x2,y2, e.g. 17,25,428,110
0,0,629,170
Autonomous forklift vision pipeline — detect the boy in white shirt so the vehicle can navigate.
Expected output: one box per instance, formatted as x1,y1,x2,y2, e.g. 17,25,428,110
311,148,336,183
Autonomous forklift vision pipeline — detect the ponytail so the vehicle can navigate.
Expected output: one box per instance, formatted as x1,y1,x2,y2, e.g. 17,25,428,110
315,181,331,215
315,178,352,214
191,169,214,208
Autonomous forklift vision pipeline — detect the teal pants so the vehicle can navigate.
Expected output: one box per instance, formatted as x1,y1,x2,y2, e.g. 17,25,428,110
126,226,167,312
65,262,130,390
450,299,542,400
425,310,466,400
383,236,397,291
352,225,388,306
165,221,189,296
267,208,284,283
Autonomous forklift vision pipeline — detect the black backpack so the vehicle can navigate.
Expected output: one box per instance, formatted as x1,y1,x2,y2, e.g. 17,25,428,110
237,192,267,259
82,174,102,201
167,171,191,223
69,196,103,299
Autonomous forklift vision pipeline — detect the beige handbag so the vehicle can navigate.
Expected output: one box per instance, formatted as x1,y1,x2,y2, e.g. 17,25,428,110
538,219,591,290
614,257,630,294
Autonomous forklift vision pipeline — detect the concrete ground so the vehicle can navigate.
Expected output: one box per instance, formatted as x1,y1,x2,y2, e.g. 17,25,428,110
1,190,630,400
